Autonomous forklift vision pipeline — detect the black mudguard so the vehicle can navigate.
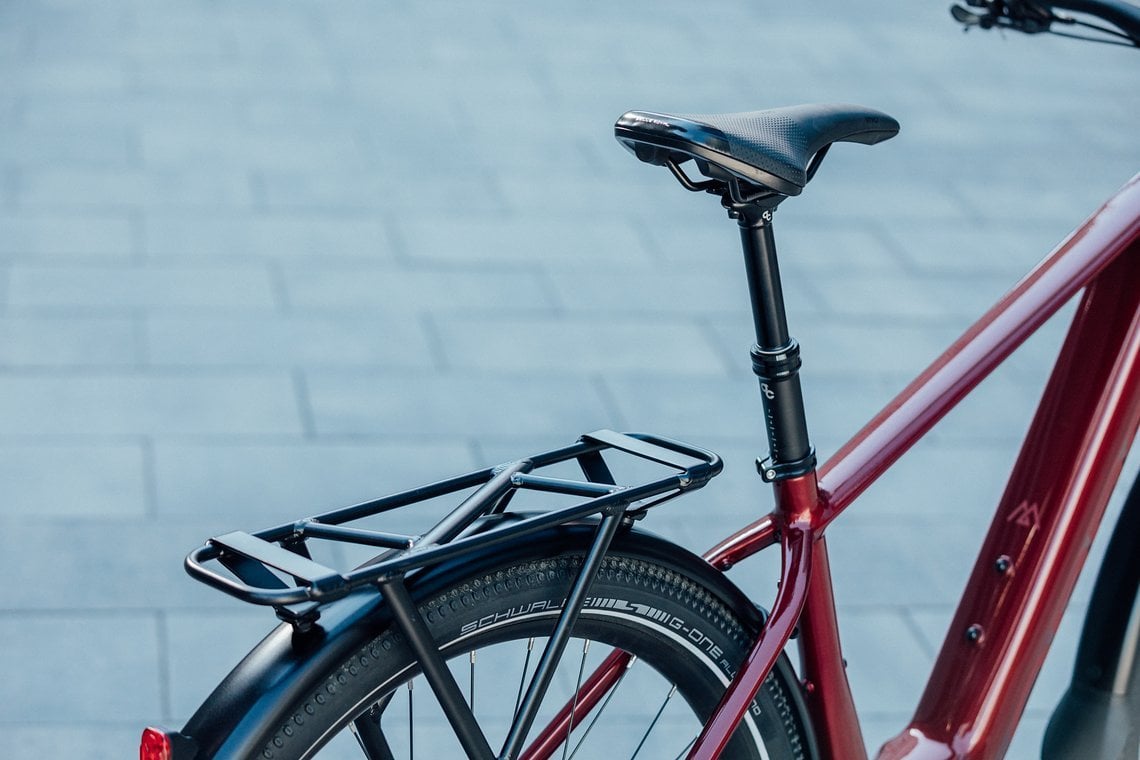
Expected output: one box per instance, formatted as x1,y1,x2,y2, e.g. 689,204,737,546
174,520,798,759
1043,472,1140,759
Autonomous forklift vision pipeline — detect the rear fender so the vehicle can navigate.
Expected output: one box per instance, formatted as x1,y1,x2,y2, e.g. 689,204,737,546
177,519,769,758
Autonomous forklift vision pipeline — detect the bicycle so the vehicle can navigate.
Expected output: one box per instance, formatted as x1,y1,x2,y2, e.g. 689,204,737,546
141,2,1140,758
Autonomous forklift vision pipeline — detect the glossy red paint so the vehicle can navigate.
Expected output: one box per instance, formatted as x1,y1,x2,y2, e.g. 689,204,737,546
520,649,632,760
704,513,778,570
525,176,1140,760
688,473,821,759
818,174,1140,523
797,537,868,760
879,245,1140,759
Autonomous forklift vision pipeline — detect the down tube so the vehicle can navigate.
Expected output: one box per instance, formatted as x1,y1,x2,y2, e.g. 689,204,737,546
880,248,1140,759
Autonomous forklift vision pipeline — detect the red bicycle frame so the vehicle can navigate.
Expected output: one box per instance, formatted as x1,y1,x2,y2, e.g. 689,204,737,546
527,173,1140,760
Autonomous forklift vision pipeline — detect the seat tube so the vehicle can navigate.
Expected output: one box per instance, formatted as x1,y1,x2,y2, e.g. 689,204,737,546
738,209,815,480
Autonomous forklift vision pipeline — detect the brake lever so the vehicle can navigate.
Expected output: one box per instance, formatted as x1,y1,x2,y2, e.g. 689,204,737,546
950,0,1057,34
951,3,991,28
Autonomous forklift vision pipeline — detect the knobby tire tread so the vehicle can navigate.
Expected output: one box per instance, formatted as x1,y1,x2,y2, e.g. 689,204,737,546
255,552,810,760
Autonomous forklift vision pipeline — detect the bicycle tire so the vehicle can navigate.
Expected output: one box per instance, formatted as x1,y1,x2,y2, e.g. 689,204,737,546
253,548,812,760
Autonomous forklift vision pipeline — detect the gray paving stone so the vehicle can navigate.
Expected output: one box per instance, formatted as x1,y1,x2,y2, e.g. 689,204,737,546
0,126,136,169
33,18,227,63
951,174,1137,225
165,609,281,721
780,172,975,223
495,172,713,219
826,516,979,607
546,267,820,320
0,374,301,435
0,612,160,721
18,169,254,211
254,171,507,213
603,372,898,451
880,218,1073,277
140,125,367,172
810,271,1016,323
19,94,242,131
0,316,136,366
0,61,128,95
847,438,1019,520
280,266,556,313
153,440,478,520
0,443,146,517
396,213,655,267
8,264,278,311
307,371,612,438
777,222,910,275
795,319,964,380
145,214,394,262
146,315,433,368
1,0,1137,753
1,727,145,760
638,219,778,270
0,519,248,611
932,372,1049,445
0,213,134,258
239,94,376,132
435,315,730,374
839,608,934,716
132,60,342,96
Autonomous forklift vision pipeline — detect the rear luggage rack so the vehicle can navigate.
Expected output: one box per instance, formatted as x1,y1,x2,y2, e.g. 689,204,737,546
185,431,722,624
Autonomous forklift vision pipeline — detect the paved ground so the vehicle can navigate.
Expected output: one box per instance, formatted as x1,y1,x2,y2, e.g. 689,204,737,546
1,1,1138,758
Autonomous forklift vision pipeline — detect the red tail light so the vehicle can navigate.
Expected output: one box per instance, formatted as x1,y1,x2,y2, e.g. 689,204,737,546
140,727,173,760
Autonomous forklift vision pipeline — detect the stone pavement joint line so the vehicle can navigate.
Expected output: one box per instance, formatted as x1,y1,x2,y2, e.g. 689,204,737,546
1,1,1137,758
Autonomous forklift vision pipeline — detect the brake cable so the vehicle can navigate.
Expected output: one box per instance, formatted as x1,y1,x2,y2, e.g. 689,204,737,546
951,0,1140,47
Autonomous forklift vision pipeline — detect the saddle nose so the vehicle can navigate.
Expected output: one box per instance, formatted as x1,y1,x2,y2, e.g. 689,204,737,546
615,104,900,196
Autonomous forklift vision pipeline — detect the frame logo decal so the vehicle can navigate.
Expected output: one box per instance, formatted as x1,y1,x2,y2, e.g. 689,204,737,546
1006,499,1042,529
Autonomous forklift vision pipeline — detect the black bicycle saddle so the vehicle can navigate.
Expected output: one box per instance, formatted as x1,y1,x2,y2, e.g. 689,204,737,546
615,104,900,197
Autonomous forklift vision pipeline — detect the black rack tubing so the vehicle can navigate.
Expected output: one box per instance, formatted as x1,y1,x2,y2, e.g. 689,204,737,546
344,469,709,584
186,464,719,606
195,432,712,561
415,460,533,548
297,522,414,549
378,576,497,760
523,439,605,468
185,434,721,606
509,473,620,497
313,466,499,526
499,511,626,759
581,430,713,470
184,552,318,606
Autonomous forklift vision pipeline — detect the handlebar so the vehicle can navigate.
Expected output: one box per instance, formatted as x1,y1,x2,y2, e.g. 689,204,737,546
951,0,1140,47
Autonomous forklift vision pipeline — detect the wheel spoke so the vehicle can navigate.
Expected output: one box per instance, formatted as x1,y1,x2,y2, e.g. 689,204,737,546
469,651,476,713
514,638,536,719
629,684,677,760
562,640,591,760
672,736,698,760
261,553,808,759
407,681,414,760
566,656,634,760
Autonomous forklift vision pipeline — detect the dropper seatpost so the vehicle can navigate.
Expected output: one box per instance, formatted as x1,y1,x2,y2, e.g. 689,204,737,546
737,208,815,482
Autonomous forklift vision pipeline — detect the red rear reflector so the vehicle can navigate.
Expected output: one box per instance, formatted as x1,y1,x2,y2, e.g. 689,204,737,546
140,727,173,760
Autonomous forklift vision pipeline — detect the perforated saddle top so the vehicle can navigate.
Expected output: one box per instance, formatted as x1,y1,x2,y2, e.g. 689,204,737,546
615,104,900,196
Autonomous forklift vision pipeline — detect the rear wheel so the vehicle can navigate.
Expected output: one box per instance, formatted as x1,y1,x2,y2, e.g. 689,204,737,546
256,550,813,759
